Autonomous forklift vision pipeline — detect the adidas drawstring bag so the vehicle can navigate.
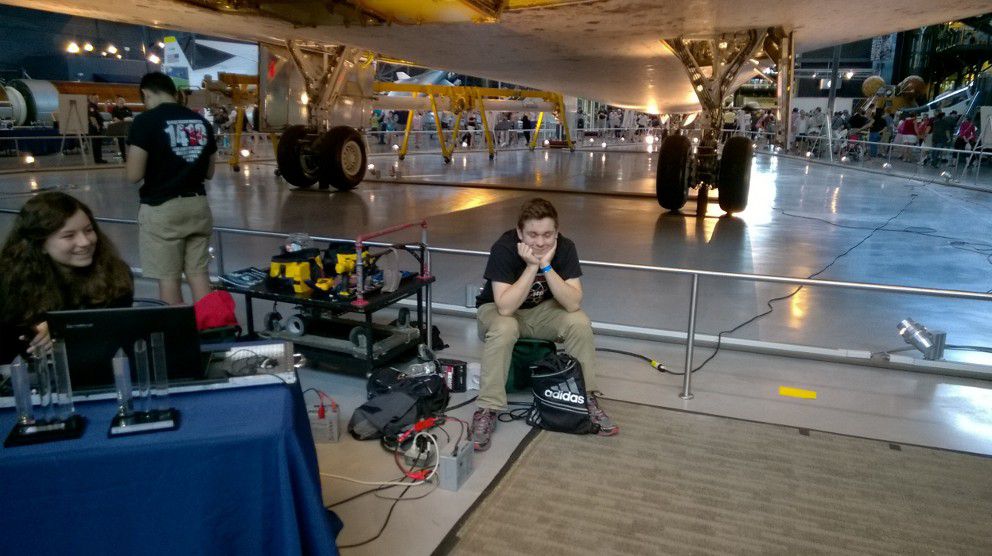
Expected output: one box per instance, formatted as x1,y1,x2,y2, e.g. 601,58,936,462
525,352,597,434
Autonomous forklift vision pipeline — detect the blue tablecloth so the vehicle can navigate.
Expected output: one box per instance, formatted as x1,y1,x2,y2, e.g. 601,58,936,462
0,381,342,555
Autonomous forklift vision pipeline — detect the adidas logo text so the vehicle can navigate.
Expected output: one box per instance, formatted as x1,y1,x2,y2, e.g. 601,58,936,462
544,389,585,404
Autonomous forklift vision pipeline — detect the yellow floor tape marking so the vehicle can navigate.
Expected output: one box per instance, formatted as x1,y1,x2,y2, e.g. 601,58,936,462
778,386,817,399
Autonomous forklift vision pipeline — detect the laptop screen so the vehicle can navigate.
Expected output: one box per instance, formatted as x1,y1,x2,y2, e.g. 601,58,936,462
47,306,204,392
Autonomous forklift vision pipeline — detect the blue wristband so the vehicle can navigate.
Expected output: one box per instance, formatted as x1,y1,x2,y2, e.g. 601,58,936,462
540,264,552,274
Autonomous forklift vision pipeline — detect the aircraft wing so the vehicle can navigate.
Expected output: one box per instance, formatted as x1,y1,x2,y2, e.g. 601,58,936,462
4,0,989,112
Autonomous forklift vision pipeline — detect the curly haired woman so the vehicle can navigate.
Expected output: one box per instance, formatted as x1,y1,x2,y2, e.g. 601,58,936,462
0,192,133,364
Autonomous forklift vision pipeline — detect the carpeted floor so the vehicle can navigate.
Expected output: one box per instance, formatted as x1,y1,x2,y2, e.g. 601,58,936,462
445,399,992,555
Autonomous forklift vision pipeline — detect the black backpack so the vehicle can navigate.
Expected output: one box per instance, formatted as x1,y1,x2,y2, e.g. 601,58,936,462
525,352,597,435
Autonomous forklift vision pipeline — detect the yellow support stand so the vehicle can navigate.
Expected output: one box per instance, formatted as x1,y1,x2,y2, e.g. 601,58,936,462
229,106,245,171
428,94,449,161
529,111,544,150
475,92,495,160
449,111,464,159
399,93,417,160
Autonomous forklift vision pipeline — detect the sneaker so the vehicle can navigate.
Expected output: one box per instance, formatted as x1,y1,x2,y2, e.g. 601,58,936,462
472,408,498,451
586,392,619,436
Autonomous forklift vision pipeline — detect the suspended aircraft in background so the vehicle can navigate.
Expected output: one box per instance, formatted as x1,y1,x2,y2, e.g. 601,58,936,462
2,0,989,211
161,35,258,90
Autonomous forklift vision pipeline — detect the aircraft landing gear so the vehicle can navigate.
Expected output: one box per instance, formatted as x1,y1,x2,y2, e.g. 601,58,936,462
656,28,785,215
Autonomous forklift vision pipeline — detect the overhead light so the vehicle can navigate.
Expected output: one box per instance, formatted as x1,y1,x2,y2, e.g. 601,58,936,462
543,139,549,146
23,155,35,164
897,318,945,360
240,149,251,158
106,44,118,54
718,41,728,50
391,144,399,150
66,42,80,54
645,135,655,145
101,51,108,57
811,72,817,78
147,53,161,64
844,70,854,79
299,92,309,104
83,42,94,52
601,142,607,148
157,41,165,48
116,54,122,60
461,141,468,148
695,84,704,92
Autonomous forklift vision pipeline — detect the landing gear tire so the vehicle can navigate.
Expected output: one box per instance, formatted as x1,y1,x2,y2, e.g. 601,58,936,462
717,136,753,214
314,126,367,191
656,135,692,211
276,125,319,189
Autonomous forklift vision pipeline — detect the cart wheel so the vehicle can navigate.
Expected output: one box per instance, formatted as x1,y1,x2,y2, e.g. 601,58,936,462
349,326,369,348
397,307,411,328
264,311,283,332
285,315,306,336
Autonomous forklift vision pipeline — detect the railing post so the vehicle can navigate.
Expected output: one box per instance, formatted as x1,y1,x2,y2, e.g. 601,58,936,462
213,230,226,275
680,273,700,400
421,224,432,348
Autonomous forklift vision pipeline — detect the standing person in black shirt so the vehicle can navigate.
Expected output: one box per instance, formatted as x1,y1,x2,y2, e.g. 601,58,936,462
87,94,107,164
126,72,216,305
110,95,133,161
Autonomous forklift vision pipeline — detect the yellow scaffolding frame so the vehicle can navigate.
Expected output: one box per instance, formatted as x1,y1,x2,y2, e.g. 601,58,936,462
374,82,574,163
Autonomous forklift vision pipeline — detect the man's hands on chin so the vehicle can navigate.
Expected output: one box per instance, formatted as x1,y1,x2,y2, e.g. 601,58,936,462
516,240,557,268
538,241,557,268
517,242,542,267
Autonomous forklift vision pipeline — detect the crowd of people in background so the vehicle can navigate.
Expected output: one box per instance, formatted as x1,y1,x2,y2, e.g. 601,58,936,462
778,106,981,167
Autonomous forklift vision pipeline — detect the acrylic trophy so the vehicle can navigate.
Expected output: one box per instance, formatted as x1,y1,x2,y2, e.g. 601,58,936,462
108,335,179,436
4,341,86,447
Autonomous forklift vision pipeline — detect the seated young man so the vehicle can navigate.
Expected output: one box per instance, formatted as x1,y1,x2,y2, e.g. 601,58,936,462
472,198,618,451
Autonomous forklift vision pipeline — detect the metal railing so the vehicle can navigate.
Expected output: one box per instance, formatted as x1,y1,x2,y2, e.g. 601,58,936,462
3,207,989,399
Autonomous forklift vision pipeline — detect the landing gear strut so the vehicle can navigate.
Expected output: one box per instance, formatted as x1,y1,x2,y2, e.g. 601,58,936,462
657,28,785,215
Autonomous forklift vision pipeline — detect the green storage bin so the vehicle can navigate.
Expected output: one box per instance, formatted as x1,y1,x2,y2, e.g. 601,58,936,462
506,338,557,392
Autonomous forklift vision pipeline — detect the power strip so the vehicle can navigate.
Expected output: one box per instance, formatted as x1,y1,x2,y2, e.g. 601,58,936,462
403,434,438,467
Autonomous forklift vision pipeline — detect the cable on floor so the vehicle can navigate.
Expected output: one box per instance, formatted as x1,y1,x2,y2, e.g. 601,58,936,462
692,187,925,374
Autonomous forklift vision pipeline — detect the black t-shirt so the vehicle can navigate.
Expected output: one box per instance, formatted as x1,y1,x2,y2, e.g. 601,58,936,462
848,114,868,130
111,105,133,121
127,103,217,206
869,114,888,133
476,230,582,309
87,101,104,133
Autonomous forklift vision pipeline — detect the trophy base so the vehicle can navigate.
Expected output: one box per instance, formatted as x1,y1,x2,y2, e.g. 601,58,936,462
4,414,87,447
109,409,180,437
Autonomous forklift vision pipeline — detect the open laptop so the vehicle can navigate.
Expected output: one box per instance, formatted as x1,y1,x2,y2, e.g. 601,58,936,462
47,306,204,392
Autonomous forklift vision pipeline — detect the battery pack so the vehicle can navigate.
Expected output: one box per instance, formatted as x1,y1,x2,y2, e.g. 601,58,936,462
438,439,474,491
308,400,340,442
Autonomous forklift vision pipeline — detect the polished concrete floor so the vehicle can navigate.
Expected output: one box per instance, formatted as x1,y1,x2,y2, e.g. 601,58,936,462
2,146,992,553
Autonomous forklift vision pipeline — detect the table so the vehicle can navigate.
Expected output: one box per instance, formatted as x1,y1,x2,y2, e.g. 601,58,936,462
220,274,435,375
0,379,342,555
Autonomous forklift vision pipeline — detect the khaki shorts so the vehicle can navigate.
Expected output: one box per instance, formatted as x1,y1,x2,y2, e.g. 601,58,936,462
138,196,213,280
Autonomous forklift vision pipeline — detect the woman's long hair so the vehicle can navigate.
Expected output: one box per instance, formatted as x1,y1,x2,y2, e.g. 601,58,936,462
0,192,133,325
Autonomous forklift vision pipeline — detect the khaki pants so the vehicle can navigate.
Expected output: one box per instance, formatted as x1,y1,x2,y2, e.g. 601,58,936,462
476,301,598,410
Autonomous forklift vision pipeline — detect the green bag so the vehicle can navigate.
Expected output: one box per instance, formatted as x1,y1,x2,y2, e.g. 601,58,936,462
507,338,557,392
